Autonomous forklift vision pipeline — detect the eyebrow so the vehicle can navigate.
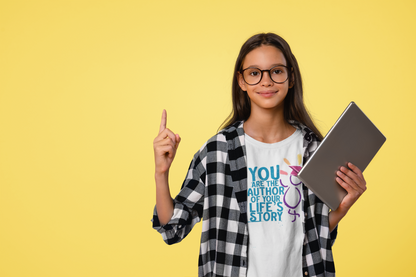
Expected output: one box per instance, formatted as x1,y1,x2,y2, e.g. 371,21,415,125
243,63,287,69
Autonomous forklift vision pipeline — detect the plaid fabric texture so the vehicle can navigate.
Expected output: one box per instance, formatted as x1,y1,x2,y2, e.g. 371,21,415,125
153,121,337,277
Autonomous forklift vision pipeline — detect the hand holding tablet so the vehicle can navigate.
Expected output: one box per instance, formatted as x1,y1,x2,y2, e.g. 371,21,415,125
298,102,386,211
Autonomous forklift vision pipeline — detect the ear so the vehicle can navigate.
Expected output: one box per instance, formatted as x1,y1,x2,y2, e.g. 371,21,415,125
289,68,295,88
238,72,247,92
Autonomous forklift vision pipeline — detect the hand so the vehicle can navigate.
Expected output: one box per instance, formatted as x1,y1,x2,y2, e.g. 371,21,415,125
335,162,367,215
153,110,181,175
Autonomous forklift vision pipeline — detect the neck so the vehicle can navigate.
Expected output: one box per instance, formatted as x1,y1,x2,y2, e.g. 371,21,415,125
244,106,295,143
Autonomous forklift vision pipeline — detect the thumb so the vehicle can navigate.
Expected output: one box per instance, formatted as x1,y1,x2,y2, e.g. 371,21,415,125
175,134,181,149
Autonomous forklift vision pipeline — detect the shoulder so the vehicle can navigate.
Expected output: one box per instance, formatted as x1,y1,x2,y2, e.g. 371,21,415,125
204,121,244,149
289,120,320,158
188,121,244,173
217,121,244,141
194,121,244,159
289,120,320,142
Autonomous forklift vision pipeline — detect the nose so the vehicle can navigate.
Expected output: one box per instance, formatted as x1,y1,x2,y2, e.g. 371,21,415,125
260,71,273,86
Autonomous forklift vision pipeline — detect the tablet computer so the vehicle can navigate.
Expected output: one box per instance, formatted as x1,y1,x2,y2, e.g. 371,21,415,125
297,102,386,211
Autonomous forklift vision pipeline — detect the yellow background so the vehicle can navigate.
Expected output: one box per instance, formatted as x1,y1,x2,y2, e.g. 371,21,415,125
1,1,415,276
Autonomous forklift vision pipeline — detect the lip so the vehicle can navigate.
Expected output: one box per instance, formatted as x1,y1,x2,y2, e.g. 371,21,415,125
257,90,277,98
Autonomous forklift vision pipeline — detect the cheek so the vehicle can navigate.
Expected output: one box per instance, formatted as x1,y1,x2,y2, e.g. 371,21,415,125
281,83,290,93
245,87,257,98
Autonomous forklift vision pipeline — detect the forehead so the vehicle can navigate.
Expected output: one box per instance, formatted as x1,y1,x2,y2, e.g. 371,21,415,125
243,45,287,68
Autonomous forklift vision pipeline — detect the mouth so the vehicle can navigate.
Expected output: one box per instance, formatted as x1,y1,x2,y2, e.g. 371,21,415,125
257,91,277,98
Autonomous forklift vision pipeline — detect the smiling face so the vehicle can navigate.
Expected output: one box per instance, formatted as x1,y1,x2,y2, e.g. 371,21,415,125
238,45,292,112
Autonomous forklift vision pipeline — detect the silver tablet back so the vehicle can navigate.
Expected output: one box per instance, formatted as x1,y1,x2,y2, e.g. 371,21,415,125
297,102,386,211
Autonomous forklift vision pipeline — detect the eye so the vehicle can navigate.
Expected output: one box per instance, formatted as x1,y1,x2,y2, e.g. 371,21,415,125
244,68,261,77
271,68,284,75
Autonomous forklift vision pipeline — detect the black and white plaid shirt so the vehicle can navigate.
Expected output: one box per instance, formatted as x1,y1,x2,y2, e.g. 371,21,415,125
153,121,337,277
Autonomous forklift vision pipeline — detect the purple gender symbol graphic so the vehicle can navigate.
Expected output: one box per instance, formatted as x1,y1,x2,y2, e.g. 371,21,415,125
280,165,302,222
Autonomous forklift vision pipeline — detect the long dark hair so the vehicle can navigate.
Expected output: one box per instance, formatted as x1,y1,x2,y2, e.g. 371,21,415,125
220,33,323,140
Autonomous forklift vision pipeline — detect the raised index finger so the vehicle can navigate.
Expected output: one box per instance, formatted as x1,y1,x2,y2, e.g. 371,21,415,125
159,109,167,134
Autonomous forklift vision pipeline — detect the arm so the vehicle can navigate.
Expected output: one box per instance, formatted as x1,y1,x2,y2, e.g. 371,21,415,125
155,171,174,225
329,162,367,232
152,110,205,245
153,110,181,225
152,150,206,245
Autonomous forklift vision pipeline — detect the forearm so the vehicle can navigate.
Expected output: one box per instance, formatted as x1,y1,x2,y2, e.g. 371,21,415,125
155,171,174,225
328,208,347,232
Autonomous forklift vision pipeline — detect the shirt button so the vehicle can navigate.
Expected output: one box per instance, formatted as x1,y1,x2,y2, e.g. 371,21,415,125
304,271,308,276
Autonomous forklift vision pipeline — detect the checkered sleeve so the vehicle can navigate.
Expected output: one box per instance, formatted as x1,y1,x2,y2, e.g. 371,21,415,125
301,126,337,276
152,147,207,245
303,189,336,276
330,225,338,246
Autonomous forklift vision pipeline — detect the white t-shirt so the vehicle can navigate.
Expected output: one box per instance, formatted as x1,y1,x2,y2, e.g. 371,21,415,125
245,129,304,277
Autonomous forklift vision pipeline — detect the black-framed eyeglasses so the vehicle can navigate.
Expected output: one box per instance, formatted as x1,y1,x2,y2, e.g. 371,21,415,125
240,65,289,85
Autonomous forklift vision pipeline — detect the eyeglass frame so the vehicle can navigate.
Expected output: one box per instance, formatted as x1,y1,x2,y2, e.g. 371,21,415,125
239,65,290,86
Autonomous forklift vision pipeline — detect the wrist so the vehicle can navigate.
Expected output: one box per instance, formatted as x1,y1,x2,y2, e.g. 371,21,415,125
331,206,348,221
155,170,169,184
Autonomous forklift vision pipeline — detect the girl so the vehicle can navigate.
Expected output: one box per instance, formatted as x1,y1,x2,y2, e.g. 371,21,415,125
152,33,366,277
